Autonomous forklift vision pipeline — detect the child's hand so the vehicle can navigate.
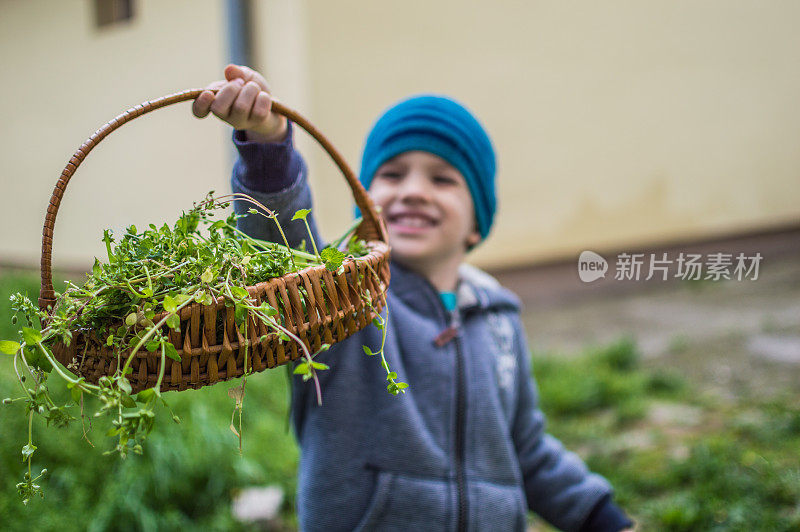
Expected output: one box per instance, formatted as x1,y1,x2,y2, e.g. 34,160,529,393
192,64,288,143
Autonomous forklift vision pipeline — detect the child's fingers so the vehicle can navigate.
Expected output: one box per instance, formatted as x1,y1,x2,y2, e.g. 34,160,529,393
224,64,270,92
224,64,245,82
210,79,245,120
192,81,227,118
229,81,261,126
250,91,273,124
192,91,214,118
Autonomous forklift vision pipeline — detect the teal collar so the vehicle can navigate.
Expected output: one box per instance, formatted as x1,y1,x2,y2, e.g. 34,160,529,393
439,291,457,312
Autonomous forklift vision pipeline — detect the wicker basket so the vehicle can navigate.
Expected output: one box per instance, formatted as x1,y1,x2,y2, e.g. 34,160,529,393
37,89,390,393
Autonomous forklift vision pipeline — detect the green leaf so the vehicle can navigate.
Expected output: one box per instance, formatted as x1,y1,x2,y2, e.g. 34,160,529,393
163,295,177,313
320,247,346,271
24,347,52,373
395,382,409,390
121,394,136,408
0,340,21,355
21,444,36,461
164,342,181,362
311,362,329,370
234,303,248,325
70,386,82,404
386,371,398,380
230,286,249,299
372,317,384,330
278,332,290,342
125,313,138,327
292,208,312,221
102,229,116,264
201,267,215,284
21,327,42,345
118,377,132,395
195,291,213,306
166,313,181,331
293,362,310,375
106,335,114,347
173,294,192,305
362,345,374,356
247,208,259,215
92,258,102,277
136,388,157,403
259,302,278,316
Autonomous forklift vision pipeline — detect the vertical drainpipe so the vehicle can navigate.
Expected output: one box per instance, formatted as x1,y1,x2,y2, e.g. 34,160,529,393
225,0,252,163
226,0,252,66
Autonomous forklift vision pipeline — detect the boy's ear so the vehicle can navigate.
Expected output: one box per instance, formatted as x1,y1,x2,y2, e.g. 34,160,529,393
465,231,481,250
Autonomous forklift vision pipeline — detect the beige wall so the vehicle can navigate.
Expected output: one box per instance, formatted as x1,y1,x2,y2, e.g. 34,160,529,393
253,0,800,269
0,0,230,271
3,1,799,273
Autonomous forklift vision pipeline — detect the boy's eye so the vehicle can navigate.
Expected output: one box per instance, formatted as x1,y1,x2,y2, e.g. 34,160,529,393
376,171,402,180
433,175,457,185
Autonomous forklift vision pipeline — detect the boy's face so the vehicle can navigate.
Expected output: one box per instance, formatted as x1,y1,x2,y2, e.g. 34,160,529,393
368,151,481,278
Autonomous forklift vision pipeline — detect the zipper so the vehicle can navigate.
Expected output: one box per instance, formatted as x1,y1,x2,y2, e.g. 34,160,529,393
450,309,468,532
411,268,469,532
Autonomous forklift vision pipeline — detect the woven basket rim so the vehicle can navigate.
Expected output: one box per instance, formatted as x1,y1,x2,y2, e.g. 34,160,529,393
38,89,392,393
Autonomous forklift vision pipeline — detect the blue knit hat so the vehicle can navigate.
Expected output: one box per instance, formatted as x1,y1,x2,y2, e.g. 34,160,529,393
358,94,497,239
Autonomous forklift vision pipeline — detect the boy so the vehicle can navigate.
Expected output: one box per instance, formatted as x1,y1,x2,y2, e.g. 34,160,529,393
193,65,634,532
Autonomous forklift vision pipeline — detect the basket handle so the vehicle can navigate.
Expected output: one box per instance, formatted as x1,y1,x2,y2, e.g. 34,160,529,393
38,89,387,311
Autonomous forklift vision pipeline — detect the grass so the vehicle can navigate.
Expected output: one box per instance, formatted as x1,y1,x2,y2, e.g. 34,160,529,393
529,337,800,531
1,272,798,530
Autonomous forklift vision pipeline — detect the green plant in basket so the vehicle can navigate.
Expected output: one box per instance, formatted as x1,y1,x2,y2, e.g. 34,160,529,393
1,191,404,506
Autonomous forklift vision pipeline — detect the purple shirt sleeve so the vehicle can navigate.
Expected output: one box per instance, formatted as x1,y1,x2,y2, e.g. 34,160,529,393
579,495,634,532
231,120,303,193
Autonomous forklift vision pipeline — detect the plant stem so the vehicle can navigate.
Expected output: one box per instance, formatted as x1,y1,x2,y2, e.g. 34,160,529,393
154,341,167,392
302,219,320,258
122,298,195,376
27,408,33,479
213,193,299,271
226,224,319,262
12,353,35,400
33,341,99,392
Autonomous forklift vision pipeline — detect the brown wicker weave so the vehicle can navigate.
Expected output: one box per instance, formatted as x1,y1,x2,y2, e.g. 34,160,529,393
38,89,390,393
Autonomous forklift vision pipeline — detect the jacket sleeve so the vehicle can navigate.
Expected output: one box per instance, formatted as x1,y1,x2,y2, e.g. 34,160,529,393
509,315,620,532
230,121,324,250
229,123,326,441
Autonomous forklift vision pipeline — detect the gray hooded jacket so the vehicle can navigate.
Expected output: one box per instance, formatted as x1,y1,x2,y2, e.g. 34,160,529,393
230,126,627,531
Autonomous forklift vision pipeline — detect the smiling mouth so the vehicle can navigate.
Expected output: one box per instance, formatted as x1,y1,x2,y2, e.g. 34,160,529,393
387,212,438,229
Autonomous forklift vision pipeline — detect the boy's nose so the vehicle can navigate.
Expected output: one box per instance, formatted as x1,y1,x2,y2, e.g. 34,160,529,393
397,173,432,203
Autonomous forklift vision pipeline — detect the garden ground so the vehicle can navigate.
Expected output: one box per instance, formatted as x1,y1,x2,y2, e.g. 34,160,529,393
0,227,798,530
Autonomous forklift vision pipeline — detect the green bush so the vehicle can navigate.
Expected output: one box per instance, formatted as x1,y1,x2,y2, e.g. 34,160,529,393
0,271,299,531
533,337,662,420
